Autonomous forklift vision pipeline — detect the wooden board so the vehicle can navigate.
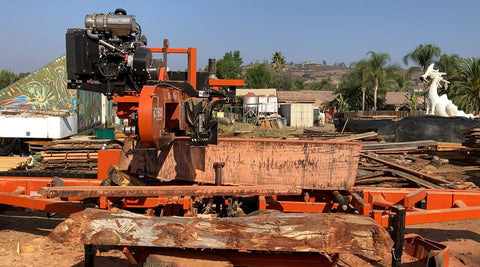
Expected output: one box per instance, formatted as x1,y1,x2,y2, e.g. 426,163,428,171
119,137,361,190
0,157,28,171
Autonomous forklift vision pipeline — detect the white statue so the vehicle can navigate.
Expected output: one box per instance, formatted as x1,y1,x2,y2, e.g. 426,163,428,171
420,64,474,118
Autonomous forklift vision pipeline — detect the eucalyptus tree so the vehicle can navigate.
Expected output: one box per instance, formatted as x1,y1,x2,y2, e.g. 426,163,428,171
305,78,334,91
245,64,273,89
0,70,18,89
216,51,243,79
451,58,480,114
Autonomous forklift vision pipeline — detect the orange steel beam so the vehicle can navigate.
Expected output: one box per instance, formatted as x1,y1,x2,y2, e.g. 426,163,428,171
0,192,83,214
148,47,197,89
0,177,101,194
208,79,244,87
187,47,197,89
360,188,480,226
404,188,426,208
148,48,189,53
373,206,480,227
267,200,339,213
97,149,122,180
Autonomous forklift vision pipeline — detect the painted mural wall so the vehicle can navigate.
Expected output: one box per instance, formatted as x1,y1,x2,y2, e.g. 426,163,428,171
0,55,102,132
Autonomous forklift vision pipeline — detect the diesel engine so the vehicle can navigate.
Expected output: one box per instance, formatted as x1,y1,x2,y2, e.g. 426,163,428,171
66,8,161,97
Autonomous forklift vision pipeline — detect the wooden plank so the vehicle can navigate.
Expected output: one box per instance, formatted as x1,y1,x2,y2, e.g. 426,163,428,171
355,177,406,185
388,169,443,189
49,208,393,261
119,137,362,190
332,131,377,141
0,157,28,171
360,153,448,186
361,140,438,151
356,170,386,180
39,185,302,198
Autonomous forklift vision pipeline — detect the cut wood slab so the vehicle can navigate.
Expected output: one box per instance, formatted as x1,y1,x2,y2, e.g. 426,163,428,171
120,137,361,190
49,208,393,261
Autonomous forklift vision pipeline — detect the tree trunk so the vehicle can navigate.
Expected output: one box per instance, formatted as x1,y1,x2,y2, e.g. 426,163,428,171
361,86,366,111
373,79,379,111
49,208,393,262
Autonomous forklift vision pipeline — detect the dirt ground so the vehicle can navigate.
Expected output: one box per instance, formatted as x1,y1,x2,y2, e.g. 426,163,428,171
0,210,134,267
0,209,479,267
406,219,480,267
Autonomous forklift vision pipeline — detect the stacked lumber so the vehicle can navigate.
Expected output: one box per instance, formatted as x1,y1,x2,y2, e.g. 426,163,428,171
40,139,115,173
257,118,283,129
463,128,480,148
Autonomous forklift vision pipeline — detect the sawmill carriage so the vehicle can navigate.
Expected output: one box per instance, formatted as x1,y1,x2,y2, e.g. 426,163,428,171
1,9,480,266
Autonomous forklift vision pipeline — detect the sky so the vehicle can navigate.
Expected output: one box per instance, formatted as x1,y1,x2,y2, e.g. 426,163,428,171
1,0,479,74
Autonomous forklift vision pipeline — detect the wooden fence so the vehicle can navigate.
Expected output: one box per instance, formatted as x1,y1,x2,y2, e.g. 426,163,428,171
344,110,426,120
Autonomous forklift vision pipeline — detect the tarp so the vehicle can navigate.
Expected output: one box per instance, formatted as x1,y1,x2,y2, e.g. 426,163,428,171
335,116,480,143
0,55,102,133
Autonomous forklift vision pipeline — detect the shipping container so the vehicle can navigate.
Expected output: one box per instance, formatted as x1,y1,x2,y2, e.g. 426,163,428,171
279,103,314,127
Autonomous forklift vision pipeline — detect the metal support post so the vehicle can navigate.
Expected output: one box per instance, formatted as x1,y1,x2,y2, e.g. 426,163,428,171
84,244,96,267
389,204,406,267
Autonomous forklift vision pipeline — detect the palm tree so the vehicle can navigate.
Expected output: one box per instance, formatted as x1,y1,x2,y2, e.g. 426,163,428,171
451,58,480,114
435,54,461,78
366,51,393,111
350,60,370,111
403,44,442,72
403,44,442,111
271,51,286,73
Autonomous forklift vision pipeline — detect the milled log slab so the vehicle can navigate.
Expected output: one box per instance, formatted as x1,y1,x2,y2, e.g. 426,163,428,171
49,208,392,261
39,185,302,198
119,137,361,190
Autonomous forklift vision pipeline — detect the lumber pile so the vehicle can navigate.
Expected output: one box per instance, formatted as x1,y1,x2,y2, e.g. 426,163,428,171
39,139,119,174
357,153,448,189
256,118,283,129
463,128,480,148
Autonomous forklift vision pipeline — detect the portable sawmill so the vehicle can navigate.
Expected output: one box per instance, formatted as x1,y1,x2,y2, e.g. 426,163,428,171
2,8,480,267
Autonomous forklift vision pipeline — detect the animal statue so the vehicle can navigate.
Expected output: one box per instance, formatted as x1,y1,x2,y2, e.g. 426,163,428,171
420,64,474,118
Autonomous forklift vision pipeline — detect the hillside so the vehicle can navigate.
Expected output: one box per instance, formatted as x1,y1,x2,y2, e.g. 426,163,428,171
243,62,349,87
